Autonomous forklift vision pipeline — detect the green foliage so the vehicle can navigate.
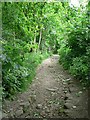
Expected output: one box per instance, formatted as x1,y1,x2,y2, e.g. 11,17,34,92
58,2,90,87
2,2,50,99
2,2,90,99
58,41,72,69
70,57,88,78
2,48,49,99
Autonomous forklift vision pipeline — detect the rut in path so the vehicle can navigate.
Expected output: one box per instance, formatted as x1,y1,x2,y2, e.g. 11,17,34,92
3,55,88,118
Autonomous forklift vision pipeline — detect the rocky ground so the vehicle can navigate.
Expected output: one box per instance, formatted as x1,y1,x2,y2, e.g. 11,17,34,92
2,55,88,118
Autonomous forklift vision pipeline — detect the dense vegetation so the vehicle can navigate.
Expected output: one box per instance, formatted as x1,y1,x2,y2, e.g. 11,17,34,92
1,2,90,99
58,2,90,86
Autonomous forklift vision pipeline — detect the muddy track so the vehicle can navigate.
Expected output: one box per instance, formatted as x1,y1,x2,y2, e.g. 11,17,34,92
2,55,88,118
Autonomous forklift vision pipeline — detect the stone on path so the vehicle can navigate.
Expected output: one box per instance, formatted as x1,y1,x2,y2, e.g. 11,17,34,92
46,87,58,92
15,107,23,117
36,104,42,109
2,55,88,118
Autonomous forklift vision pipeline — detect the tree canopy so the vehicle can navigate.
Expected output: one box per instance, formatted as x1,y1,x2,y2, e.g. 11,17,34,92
1,1,90,98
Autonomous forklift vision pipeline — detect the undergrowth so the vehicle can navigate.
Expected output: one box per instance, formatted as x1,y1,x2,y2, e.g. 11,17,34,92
2,51,49,100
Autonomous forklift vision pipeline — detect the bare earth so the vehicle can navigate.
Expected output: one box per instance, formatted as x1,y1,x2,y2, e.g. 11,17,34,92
3,55,88,118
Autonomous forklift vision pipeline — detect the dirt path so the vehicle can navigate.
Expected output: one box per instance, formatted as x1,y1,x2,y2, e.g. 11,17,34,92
3,55,88,118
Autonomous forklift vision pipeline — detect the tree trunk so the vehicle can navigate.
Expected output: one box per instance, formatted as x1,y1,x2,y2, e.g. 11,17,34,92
38,29,42,50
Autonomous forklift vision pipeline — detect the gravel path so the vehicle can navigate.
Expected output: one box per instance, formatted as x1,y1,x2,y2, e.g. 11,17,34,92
2,55,88,118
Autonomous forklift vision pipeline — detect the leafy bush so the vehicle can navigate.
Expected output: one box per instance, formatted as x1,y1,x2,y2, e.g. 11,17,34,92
2,39,29,98
2,48,49,99
69,56,89,86
2,65,29,98
58,2,90,87
70,57,88,78
58,41,73,69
